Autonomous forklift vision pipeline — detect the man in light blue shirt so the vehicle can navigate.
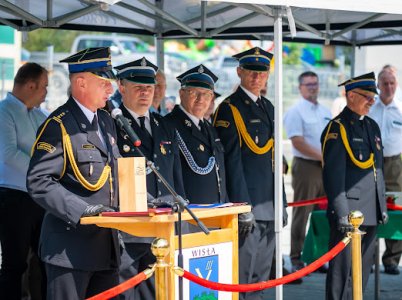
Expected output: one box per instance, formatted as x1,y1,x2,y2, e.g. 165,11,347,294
284,71,331,273
369,69,402,275
0,62,48,299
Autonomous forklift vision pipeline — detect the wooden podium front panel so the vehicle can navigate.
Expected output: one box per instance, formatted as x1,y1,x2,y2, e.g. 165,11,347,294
81,205,250,300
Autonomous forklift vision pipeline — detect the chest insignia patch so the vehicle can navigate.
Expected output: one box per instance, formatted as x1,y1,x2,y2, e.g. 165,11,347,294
37,142,56,153
215,120,230,128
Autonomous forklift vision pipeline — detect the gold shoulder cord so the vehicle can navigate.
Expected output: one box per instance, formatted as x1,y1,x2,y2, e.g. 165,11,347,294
32,116,111,191
323,119,374,170
228,104,274,155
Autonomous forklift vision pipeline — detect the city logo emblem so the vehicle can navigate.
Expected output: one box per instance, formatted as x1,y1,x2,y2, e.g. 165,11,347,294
189,255,218,300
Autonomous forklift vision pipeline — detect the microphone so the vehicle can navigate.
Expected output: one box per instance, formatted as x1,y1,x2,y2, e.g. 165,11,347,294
111,108,141,147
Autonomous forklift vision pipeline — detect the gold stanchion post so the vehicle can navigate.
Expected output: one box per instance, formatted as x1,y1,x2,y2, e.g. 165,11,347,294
151,238,170,300
349,210,364,300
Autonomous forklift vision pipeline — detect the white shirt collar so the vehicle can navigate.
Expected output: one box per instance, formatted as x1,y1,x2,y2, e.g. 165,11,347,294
300,97,319,109
240,85,259,102
73,97,97,123
179,105,202,128
123,104,150,121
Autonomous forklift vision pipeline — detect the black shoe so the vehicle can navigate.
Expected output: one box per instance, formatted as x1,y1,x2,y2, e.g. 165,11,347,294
384,265,400,275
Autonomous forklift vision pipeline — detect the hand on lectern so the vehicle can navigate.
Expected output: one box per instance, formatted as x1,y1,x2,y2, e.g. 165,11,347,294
82,204,116,217
238,212,256,237
147,194,177,209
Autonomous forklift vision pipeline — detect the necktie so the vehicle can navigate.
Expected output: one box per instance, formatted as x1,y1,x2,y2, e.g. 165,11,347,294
200,120,209,138
256,98,266,113
91,115,99,131
138,116,146,132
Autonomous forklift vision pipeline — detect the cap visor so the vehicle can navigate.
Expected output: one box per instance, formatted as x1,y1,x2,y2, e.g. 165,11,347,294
241,64,269,72
92,70,116,81
124,76,156,84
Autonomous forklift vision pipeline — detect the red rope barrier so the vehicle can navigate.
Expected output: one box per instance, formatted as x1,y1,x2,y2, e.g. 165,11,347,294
387,203,402,211
175,237,350,292
287,196,327,207
288,196,402,211
86,270,149,300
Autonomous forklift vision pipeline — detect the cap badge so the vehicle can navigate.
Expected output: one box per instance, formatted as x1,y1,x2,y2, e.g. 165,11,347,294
198,65,204,74
141,57,146,67
255,48,260,55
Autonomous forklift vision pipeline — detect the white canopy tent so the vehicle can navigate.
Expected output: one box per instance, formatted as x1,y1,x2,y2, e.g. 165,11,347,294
2,1,402,299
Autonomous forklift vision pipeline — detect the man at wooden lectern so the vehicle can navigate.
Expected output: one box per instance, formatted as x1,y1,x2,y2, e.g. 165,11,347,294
27,47,121,299
114,58,186,300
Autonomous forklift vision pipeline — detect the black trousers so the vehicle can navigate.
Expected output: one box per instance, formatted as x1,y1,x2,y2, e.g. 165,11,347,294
239,220,275,300
0,187,45,300
46,263,119,300
326,220,376,300
119,243,156,300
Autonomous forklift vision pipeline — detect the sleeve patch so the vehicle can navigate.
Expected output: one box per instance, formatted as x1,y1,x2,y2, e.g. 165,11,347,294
327,133,338,140
37,142,56,153
215,120,230,128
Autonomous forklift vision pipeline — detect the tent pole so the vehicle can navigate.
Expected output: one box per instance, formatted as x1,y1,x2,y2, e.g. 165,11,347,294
351,30,356,77
155,0,164,70
273,7,284,300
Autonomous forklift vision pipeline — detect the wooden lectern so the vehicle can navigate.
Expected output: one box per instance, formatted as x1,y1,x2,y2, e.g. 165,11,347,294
81,205,250,300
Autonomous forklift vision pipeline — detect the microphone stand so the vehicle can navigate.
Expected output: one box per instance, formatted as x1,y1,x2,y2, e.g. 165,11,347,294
126,136,210,300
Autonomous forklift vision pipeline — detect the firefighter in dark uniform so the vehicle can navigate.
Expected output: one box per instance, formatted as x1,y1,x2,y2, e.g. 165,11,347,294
164,64,228,204
113,58,185,300
321,72,388,300
213,47,287,300
27,47,121,300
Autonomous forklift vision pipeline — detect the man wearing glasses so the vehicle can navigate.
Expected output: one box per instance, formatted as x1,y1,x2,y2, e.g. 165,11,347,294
284,71,331,274
214,47,287,300
27,47,121,299
164,64,228,204
321,72,388,300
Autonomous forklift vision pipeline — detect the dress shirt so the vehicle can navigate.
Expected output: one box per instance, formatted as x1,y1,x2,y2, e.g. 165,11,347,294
179,105,203,130
73,98,106,146
124,105,152,136
0,92,47,191
369,97,402,157
284,97,331,160
240,85,259,103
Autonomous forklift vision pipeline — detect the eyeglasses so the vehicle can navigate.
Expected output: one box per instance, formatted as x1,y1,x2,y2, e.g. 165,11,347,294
301,82,319,88
352,90,375,101
184,89,214,101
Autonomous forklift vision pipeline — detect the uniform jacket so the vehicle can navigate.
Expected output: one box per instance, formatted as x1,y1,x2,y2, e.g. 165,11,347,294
164,105,228,204
27,97,120,271
214,87,286,221
321,106,387,226
117,105,185,198
116,105,186,243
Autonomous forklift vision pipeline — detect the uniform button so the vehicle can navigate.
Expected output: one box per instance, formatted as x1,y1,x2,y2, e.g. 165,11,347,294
157,179,161,183
156,166,160,170
66,227,70,230
158,191,162,196
154,154,157,158
89,155,93,159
